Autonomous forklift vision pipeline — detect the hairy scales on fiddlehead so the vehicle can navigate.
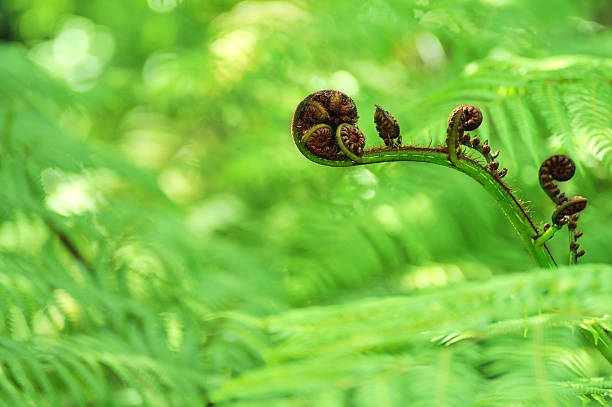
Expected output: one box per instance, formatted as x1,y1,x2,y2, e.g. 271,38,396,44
338,123,365,159
374,104,401,147
293,90,364,162
538,155,587,263
539,155,576,205
551,198,587,226
446,105,509,179
301,124,337,159
291,89,589,268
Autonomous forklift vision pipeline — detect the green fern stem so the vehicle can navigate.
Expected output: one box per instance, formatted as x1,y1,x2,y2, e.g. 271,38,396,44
534,224,560,247
446,107,462,165
292,102,556,268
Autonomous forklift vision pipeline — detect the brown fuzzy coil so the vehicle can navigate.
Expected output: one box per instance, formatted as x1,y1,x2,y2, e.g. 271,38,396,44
551,196,588,226
460,105,483,131
539,155,576,205
340,125,366,157
301,100,329,125
446,104,483,158
447,105,482,133
294,90,362,160
308,90,358,128
303,126,340,160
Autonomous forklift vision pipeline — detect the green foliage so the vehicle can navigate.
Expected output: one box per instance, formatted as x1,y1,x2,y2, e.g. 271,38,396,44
0,0,611,405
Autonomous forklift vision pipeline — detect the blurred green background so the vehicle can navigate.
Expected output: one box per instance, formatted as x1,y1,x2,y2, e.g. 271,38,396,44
0,0,611,405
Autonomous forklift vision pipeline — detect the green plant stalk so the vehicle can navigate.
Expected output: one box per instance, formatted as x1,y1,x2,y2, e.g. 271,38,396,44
581,324,612,366
535,225,560,247
292,107,556,268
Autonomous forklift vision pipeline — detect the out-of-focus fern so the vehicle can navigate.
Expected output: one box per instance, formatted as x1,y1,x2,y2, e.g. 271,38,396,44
214,265,612,406
0,0,611,405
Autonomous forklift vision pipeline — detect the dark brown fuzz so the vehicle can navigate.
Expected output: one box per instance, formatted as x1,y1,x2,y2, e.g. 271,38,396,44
459,105,483,131
374,105,401,147
310,89,358,127
447,105,483,132
301,100,329,125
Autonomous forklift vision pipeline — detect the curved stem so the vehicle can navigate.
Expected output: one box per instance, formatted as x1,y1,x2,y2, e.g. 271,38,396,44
535,225,560,247
292,101,557,268
447,110,462,165
363,149,555,268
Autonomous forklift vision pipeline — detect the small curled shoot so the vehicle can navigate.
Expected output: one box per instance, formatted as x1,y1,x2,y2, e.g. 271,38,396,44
551,196,587,226
446,105,508,178
461,105,483,131
446,105,483,164
337,123,365,162
539,154,576,205
538,154,588,263
301,123,338,159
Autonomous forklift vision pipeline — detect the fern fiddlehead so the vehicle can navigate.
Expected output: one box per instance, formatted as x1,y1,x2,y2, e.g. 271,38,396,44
292,89,587,268
539,155,576,205
445,104,508,179
337,123,366,161
538,155,587,263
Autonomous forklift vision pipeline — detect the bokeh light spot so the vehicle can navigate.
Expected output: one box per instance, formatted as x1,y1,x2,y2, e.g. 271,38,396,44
415,31,446,69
